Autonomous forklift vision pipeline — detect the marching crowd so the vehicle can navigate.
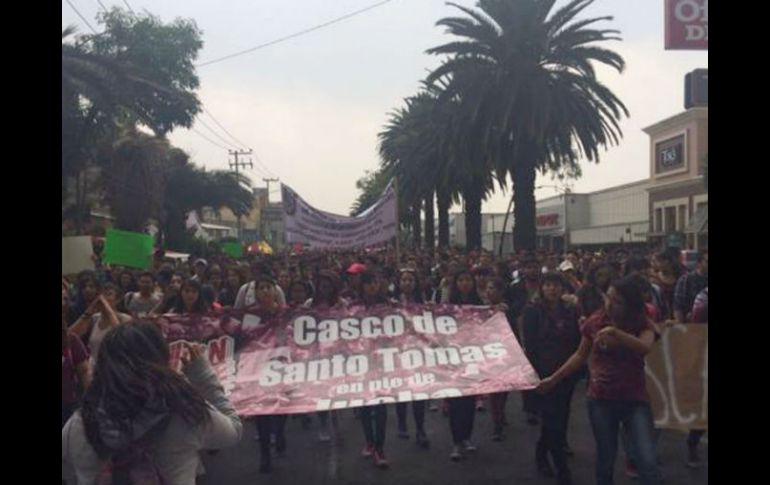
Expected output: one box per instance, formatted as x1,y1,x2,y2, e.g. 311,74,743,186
62,245,708,485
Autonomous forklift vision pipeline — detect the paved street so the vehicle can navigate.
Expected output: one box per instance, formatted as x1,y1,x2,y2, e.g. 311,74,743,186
196,384,708,485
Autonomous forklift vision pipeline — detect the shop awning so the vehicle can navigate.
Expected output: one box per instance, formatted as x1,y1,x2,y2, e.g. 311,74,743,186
685,206,708,234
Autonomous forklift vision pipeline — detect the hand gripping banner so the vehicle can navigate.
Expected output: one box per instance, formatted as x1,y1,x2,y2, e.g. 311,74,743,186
157,304,540,416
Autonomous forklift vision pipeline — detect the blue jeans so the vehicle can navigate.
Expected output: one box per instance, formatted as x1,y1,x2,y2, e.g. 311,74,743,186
588,399,660,485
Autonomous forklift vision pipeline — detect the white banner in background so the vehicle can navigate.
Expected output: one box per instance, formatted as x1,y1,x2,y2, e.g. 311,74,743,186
281,181,397,250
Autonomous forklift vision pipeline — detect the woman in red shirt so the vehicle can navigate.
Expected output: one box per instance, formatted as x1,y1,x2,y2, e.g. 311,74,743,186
538,275,661,485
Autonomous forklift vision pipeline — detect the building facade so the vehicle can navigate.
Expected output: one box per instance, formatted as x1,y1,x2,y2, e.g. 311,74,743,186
449,180,650,253
643,107,708,250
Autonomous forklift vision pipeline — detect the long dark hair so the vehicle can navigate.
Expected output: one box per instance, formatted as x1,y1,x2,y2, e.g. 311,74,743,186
449,269,483,305
312,271,342,307
173,280,207,314
610,275,648,333
394,269,424,304
81,321,210,457
358,270,387,305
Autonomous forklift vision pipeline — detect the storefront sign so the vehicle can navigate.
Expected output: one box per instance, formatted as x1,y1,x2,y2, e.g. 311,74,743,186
665,0,708,50
655,135,686,174
536,213,560,228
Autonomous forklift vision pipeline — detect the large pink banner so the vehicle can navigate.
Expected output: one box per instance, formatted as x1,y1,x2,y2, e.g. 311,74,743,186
156,304,540,416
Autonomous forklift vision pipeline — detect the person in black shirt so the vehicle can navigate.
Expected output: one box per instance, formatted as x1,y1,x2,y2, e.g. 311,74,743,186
522,272,581,485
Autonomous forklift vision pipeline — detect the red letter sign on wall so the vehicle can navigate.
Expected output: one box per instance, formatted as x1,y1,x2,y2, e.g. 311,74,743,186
665,0,708,50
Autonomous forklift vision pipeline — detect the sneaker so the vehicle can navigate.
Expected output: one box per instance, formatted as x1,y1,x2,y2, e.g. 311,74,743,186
318,430,331,443
374,449,389,469
687,446,701,468
361,444,375,458
462,440,477,453
450,445,463,462
625,460,639,479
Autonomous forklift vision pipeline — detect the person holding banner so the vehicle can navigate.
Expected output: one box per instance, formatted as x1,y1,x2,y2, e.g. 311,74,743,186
218,268,244,308
522,273,581,485
537,275,661,485
485,278,516,441
235,262,286,309
392,268,430,449
447,268,484,462
171,280,209,315
124,272,161,319
151,273,185,316
248,275,289,474
62,322,243,485
509,255,542,426
310,270,347,442
287,280,313,308
354,270,391,469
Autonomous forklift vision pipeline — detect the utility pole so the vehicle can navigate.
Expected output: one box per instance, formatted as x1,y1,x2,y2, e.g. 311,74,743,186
262,177,279,243
229,149,253,241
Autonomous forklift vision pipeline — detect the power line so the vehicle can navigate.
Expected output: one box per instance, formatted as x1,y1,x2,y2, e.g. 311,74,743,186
248,151,275,178
198,106,278,178
195,116,241,150
196,0,395,68
190,127,230,150
65,0,98,34
201,106,250,149
122,0,135,13
96,0,108,12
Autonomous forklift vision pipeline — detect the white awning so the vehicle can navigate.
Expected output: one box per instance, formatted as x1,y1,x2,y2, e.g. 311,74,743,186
200,223,235,231
163,251,190,261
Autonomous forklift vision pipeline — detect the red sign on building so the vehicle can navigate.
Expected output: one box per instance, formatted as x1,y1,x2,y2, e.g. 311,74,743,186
536,213,559,228
665,0,708,50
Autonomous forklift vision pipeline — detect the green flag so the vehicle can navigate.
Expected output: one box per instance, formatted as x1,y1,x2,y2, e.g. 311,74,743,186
222,241,243,258
103,229,154,270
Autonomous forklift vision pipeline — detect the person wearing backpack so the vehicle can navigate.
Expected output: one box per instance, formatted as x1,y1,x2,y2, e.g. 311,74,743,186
62,321,243,485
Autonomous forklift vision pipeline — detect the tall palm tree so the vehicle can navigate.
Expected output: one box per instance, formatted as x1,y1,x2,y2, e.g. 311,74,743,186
427,0,628,251
379,92,452,249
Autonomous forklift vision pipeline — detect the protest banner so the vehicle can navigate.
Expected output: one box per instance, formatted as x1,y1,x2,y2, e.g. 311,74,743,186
156,304,540,416
62,236,95,275
645,324,708,430
281,180,397,250
103,228,154,270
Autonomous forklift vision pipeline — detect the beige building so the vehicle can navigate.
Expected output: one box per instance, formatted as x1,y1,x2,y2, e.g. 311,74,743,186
201,187,270,241
643,107,708,250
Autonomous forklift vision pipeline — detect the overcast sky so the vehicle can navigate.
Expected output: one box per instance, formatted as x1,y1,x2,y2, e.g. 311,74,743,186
63,0,708,214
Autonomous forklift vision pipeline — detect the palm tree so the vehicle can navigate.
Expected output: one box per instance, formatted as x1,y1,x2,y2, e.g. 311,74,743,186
105,128,170,232
379,93,450,249
427,0,628,251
